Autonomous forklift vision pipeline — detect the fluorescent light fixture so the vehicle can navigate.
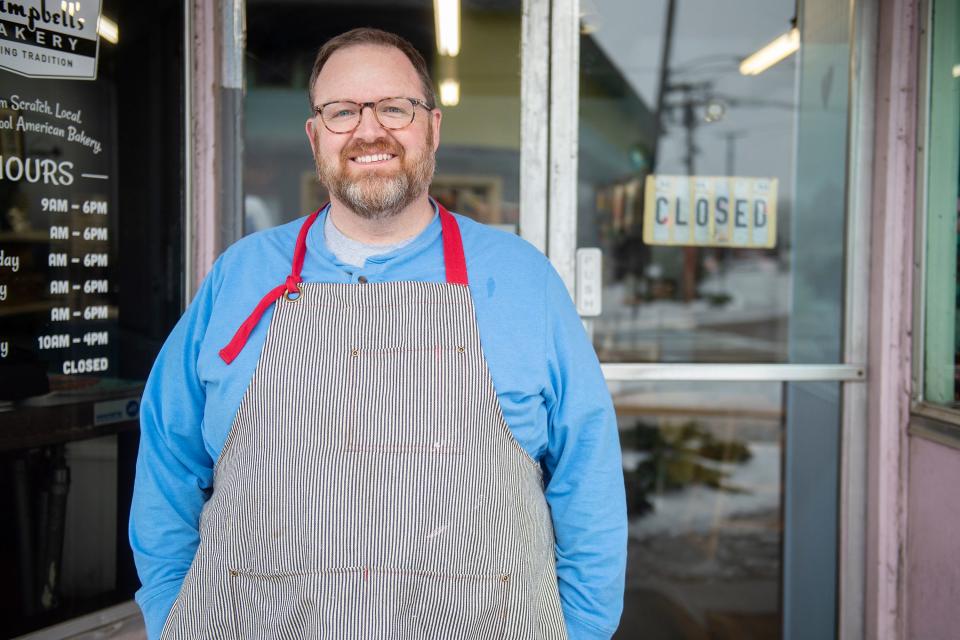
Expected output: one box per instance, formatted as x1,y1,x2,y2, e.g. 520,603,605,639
953,64,960,78
740,28,800,76
434,0,460,56
97,15,119,44
439,79,460,106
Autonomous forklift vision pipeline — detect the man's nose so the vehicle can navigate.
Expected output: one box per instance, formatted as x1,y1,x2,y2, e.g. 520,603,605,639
353,104,386,140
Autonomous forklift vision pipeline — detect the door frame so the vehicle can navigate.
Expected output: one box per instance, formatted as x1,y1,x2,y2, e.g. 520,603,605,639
189,0,877,635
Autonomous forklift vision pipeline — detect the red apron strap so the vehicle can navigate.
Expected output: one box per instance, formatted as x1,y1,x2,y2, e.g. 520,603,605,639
437,202,469,286
218,207,322,364
219,198,469,364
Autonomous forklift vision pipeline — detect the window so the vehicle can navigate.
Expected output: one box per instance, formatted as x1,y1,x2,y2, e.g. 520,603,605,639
576,0,851,366
918,0,960,414
0,1,184,634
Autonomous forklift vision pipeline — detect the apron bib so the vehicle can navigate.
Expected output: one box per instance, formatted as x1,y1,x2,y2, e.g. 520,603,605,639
160,204,567,639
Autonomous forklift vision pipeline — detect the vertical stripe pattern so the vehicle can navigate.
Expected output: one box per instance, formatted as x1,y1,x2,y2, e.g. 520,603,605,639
161,281,567,639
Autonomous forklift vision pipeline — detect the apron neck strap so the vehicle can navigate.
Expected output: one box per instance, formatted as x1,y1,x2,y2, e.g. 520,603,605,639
438,201,468,286
219,198,468,364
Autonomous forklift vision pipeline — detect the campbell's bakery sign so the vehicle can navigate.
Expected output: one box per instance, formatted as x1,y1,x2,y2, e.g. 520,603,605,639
0,0,102,80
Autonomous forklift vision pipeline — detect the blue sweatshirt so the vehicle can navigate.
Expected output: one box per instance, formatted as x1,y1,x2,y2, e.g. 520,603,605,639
129,207,627,639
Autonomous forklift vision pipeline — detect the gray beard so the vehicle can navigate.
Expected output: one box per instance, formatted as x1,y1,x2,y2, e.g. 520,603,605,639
315,130,435,220
335,173,414,220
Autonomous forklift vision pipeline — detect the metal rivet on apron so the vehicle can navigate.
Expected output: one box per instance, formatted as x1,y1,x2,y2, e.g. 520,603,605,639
500,574,510,583
357,275,368,284
228,569,239,577
351,348,359,357
456,346,465,354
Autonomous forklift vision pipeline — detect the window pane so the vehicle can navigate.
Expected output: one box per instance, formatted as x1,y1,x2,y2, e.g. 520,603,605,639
922,0,960,409
0,0,184,634
577,0,850,363
618,381,785,637
244,0,522,234
615,379,840,639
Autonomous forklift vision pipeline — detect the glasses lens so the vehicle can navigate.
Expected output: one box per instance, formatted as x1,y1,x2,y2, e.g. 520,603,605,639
321,102,361,133
376,98,415,129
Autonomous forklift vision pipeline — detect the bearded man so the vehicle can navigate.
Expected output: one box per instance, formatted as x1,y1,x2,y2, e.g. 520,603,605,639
130,28,626,640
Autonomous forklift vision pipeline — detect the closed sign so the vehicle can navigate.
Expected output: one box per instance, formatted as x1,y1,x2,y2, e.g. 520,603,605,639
642,175,778,248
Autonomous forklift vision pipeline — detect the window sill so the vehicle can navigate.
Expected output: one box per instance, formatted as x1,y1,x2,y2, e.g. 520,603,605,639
909,403,960,451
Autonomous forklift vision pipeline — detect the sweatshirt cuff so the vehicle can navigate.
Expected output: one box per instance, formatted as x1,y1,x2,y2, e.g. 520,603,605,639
135,584,180,640
565,610,617,640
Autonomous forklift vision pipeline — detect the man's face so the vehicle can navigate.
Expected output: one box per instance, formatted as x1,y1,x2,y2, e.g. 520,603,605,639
305,44,442,219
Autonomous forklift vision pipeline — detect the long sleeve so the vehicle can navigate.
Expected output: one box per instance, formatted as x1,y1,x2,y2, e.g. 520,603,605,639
128,263,221,639
541,265,628,639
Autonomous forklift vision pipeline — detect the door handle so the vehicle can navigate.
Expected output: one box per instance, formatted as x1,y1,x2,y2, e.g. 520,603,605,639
576,248,602,317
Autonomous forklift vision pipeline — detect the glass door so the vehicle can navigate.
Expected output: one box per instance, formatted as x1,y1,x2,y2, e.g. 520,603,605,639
544,0,861,637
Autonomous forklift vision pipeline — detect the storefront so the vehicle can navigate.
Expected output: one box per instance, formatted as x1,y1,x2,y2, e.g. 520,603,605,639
0,0,956,638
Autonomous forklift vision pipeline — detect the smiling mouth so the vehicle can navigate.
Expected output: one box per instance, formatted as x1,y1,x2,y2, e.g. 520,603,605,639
350,153,398,165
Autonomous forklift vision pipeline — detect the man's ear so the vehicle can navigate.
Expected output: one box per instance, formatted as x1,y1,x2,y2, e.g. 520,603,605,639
431,108,442,152
305,117,319,156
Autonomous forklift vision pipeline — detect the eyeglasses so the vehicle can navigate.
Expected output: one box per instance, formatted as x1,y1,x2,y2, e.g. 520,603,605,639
313,97,433,134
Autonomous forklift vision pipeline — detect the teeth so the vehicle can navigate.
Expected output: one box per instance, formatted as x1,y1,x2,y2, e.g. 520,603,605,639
354,154,394,164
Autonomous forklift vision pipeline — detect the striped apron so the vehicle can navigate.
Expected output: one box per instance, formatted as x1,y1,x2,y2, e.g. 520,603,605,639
160,203,568,639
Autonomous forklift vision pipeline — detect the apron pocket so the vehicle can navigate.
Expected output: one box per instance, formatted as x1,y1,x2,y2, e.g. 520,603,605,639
228,567,362,639
377,566,511,638
228,565,511,639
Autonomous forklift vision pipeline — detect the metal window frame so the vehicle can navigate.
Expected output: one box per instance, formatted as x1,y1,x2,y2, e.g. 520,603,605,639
912,0,932,407
909,410,960,449
520,0,550,253
839,1,878,636
601,363,864,381
183,0,245,305
547,0,580,298
910,0,960,430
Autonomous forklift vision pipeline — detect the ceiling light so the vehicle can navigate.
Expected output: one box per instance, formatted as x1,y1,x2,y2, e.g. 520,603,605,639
440,79,460,106
953,64,960,78
740,28,800,76
434,0,460,56
97,16,118,44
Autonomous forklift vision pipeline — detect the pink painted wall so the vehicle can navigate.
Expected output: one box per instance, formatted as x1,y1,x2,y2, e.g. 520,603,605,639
906,436,960,639
866,0,918,636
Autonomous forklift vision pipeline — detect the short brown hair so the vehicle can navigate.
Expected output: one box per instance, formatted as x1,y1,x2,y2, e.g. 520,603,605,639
308,28,436,110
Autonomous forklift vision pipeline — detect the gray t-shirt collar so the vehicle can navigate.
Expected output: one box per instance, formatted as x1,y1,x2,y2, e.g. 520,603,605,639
323,202,438,269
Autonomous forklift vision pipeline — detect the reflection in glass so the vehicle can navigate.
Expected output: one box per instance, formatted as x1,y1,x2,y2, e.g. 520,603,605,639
244,0,522,235
578,0,848,364
613,380,783,639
